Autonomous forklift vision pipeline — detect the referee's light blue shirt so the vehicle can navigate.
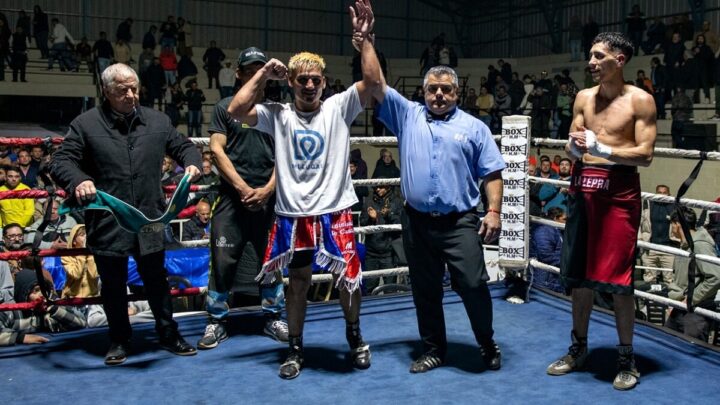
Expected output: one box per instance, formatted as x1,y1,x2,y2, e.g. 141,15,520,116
377,87,506,215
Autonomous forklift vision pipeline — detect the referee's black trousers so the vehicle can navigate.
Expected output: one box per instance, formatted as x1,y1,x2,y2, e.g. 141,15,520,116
401,206,494,358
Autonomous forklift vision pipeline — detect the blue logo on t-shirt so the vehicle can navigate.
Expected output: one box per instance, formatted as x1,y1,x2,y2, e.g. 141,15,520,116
293,129,325,160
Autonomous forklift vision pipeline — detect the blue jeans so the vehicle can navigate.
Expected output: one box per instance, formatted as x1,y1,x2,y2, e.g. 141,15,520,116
96,57,111,74
220,86,234,99
187,109,202,136
205,282,286,319
478,115,492,127
48,43,74,70
164,70,176,86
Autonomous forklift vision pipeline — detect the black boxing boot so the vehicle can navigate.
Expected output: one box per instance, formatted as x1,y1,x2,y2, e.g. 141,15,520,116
346,321,371,369
279,335,304,380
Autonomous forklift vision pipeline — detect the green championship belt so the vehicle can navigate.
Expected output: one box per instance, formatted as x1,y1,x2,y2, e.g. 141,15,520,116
58,174,192,234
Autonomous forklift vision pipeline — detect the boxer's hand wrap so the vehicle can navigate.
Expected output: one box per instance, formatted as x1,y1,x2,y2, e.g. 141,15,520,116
585,129,612,158
569,139,584,159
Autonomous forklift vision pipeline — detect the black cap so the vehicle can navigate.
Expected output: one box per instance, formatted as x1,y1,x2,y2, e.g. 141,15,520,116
238,47,267,66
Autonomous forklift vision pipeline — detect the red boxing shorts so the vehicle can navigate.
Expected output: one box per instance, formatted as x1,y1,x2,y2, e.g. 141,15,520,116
258,208,361,292
560,163,641,295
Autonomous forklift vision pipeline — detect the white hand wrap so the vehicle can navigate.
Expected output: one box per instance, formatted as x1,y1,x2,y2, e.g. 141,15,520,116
585,129,612,159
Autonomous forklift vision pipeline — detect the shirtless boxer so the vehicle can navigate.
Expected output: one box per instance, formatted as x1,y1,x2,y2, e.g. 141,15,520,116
546,32,657,391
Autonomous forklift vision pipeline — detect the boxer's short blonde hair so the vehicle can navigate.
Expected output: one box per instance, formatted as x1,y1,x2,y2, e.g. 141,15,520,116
288,52,326,78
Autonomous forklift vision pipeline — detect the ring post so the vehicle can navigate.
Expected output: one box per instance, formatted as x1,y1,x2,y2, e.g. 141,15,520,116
498,115,531,270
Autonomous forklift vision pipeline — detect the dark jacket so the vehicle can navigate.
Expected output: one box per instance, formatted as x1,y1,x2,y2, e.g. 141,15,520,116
142,31,156,50
185,89,206,110
372,160,400,179
181,215,209,241
359,191,403,256
50,103,202,256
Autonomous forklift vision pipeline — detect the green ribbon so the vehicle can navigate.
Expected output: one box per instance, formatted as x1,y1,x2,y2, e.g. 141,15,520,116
58,174,192,234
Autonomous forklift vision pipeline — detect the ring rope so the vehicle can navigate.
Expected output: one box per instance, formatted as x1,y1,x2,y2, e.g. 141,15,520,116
529,215,720,267
0,189,68,201
0,287,202,312
0,137,64,146
529,259,720,322
529,137,720,161
529,176,720,212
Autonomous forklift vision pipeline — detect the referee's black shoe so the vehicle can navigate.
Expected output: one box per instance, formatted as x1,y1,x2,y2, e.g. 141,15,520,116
481,341,502,370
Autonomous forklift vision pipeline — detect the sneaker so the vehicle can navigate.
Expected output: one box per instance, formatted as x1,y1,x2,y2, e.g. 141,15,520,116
547,331,588,376
350,343,372,369
410,351,444,373
264,318,289,343
481,341,502,370
505,296,525,304
279,351,304,380
197,322,228,350
613,345,640,390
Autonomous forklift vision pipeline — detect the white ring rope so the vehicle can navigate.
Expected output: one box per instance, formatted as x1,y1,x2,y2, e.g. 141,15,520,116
529,259,720,322
353,178,401,187
529,215,720,267
529,138,720,161
529,176,720,212
635,265,674,273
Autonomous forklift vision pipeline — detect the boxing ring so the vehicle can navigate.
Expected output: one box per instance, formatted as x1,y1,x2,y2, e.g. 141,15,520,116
1,117,720,403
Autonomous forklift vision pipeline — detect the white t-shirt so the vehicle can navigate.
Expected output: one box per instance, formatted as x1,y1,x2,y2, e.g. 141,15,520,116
254,84,363,217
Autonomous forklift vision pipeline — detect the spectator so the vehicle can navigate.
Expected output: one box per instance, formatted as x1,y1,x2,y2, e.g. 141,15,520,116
692,35,714,104
0,244,12,303
176,17,192,57
538,158,571,214
670,86,692,148
635,69,653,93
144,57,166,110
0,20,10,81
0,268,86,347
641,17,666,55
476,85,494,127
202,40,225,89
349,148,368,179
1,223,28,279
177,54,198,83
10,25,28,82
32,5,49,59
359,184,403,293
349,160,368,222
509,72,525,114
15,10,31,46
555,83,572,139
696,20,720,54
92,31,114,75
639,185,678,284
138,47,155,76
160,156,184,186
116,17,133,45
185,81,206,137
529,207,566,293
487,65,499,94
665,207,720,341
143,25,157,51
47,18,76,71
536,70,553,92
113,39,131,65
411,86,424,103
519,74,535,113
218,61,235,99
0,167,34,227
159,16,177,49
462,87,478,116
75,37,92,73
529,86,551,137
493,85,512,131
581,16,599,60
159,46,178,86
372,149,400,179
331,79,347,94
664,32,686,97
181,200,210,241
164,82,184,127
568,15,582,61
650,57,667,119
25,197,76,250
196,159,219,185
60,224,99,298
583,66,594,89
625,4,646,56
419,45,436,76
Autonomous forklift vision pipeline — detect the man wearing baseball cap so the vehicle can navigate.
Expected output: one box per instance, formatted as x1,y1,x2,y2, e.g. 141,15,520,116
197,46,288,350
